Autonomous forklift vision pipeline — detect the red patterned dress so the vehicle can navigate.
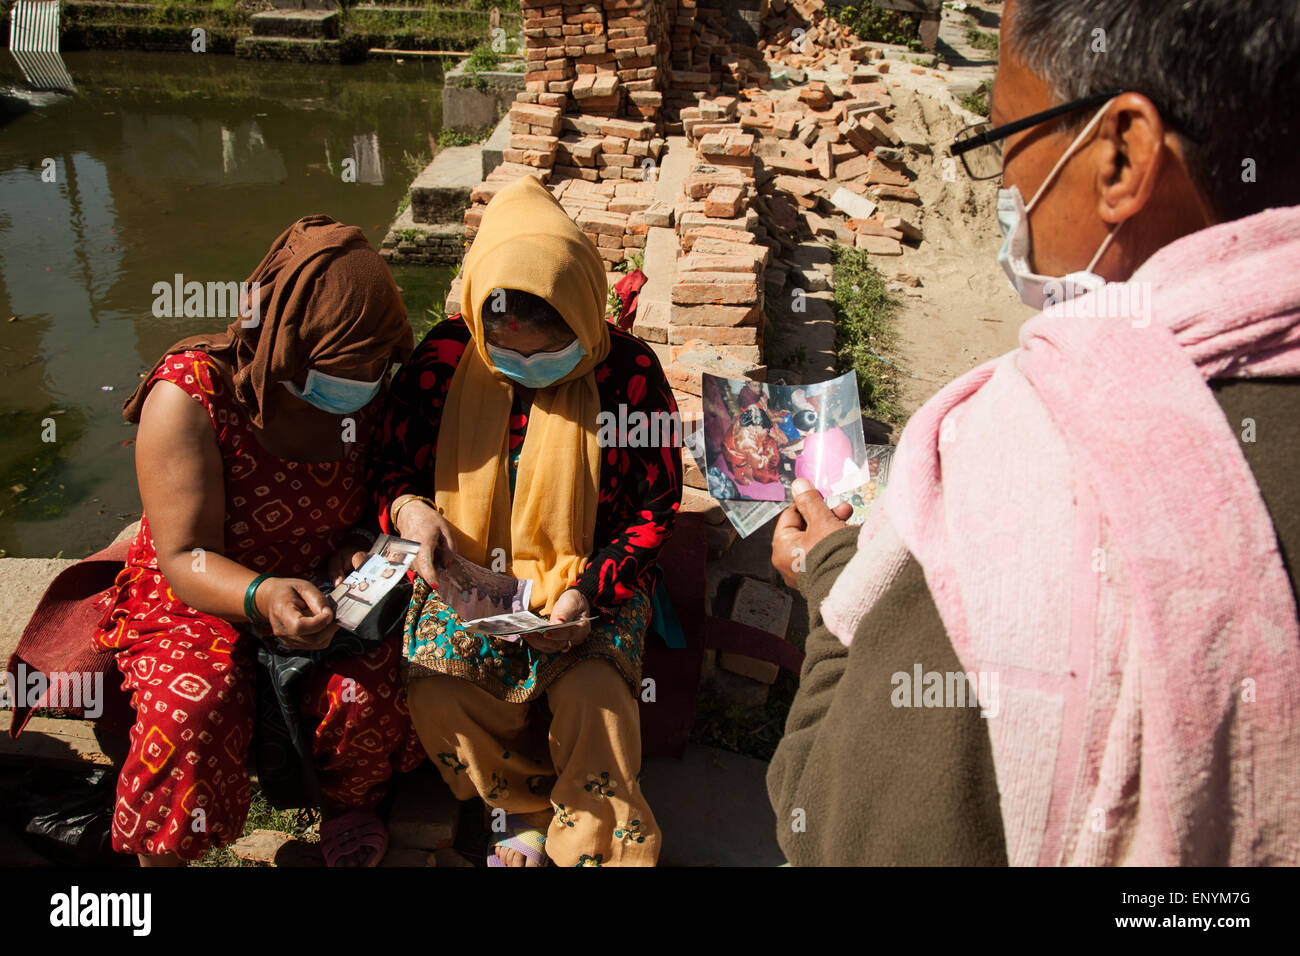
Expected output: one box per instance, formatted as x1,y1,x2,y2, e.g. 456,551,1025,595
94,350,424,861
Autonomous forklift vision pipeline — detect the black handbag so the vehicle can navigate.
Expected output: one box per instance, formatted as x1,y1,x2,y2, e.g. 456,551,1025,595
251,576,413,810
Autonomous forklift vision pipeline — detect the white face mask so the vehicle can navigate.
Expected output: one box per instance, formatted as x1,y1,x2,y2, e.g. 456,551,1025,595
996,98,1124,310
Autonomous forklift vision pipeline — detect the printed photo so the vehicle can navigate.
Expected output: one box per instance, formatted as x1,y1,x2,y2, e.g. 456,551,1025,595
702,371,871,502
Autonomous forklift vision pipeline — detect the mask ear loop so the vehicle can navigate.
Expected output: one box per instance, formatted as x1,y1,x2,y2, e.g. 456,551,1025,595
1084,217,1123,273
1025,96,1124,277
1025,96,1119,213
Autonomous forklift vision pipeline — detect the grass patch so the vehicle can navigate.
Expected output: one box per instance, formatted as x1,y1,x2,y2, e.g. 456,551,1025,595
341,5,521,52
831,245,903,423
959,79,992,118
690,672,799,763
194,789,317,867
436,125,493,148
401,148,430,179
827,2,923,50
965,24,999,53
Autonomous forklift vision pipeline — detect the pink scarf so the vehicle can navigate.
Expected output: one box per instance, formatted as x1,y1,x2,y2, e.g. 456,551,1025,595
823,206,1300,865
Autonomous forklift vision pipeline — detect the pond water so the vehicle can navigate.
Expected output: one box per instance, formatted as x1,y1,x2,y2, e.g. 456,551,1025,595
0,50,455,557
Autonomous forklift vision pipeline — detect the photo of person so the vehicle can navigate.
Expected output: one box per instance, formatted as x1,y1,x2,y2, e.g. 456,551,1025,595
702,371,868,502
329,534,420,631
437,551,533,624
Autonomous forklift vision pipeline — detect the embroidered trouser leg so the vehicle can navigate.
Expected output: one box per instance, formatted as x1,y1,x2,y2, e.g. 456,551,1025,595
544,658,660,866
405,657,659,866
300,633,426,811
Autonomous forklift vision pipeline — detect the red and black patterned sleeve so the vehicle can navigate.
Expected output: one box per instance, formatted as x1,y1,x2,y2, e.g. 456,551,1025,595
573,329,683,611
368,317,471,534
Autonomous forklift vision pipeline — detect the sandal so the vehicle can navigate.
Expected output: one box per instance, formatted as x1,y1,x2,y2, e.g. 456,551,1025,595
320,809,389,867
487,814,549,867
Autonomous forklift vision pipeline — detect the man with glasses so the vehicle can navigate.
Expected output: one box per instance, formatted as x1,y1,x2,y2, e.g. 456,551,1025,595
767,0,1300,866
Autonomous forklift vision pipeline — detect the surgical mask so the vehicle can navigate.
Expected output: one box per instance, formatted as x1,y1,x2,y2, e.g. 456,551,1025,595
487,339,586,388
282,367,384,414
996,99,1123,310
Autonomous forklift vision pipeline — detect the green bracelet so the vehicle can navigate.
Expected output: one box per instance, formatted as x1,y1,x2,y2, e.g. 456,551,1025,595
244,573,273,624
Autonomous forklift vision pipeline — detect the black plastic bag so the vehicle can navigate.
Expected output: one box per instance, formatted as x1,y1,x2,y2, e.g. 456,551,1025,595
0,766,130,866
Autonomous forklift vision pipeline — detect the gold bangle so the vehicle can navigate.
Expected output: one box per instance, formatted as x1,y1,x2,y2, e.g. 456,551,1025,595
391,494,441,527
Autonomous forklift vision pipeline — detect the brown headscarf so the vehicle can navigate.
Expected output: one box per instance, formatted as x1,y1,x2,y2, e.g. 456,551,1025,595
123,216,412,441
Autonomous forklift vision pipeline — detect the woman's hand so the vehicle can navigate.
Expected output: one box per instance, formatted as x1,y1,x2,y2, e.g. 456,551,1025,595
254,577,338,651
326,537,372,585
394,498,457,588
771,478,853,589
525,589,591,654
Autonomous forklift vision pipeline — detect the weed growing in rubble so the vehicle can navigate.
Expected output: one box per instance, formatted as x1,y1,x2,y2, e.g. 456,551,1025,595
401,149,430,180
966,25,1000,53
832,246,902,423
828,3,925,50
960,80,992,118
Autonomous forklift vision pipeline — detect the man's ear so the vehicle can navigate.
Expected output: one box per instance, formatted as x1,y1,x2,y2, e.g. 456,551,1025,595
1093,92,1166,225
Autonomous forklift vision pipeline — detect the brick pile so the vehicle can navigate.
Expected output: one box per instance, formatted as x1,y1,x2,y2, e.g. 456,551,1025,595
462,0,678,265
760,0,899,72
663,1,767,126
738,2,930,267
521,0,671,123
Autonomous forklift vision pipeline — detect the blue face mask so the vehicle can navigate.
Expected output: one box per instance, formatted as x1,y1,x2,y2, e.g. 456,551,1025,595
282,367,384,415
487,339,586,388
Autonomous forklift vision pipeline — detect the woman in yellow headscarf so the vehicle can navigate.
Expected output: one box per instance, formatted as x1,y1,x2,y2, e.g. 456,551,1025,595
370,175,683,866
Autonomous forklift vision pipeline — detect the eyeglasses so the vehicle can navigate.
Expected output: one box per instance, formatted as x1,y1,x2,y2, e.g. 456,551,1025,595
950,89,1124,180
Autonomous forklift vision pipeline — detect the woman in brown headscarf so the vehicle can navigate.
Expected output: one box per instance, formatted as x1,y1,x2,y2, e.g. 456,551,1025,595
95,217,423,867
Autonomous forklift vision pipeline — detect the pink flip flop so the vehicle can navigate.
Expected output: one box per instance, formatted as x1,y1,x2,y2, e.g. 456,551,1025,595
321,809,389,867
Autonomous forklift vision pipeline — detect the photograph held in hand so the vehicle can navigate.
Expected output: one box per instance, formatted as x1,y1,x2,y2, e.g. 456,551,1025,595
436,550,595,641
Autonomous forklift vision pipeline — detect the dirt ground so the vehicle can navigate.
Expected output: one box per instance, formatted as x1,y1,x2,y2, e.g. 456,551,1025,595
880,82,1032,423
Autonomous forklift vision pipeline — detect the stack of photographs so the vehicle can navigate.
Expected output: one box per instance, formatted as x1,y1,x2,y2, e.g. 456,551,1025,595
685,371,896,537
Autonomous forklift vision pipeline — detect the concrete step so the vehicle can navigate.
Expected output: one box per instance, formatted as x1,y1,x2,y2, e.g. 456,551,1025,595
479,110,512,180
379,206,465,267
410,145,485,225
234,35,364,64
270,0,339,11
251,10,339,40
641,744,786,866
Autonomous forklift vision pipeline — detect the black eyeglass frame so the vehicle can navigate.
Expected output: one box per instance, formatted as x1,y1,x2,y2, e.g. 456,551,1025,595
949,88,1125,180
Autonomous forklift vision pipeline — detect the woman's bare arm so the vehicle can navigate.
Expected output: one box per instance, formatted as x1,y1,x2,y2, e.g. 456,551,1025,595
136,380,257,618
135,380,334,644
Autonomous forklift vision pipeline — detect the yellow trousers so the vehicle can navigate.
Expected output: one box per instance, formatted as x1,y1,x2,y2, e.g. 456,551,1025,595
405,657,660,866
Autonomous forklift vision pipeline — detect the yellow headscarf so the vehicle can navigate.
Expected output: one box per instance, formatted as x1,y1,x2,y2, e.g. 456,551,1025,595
435,175,610,614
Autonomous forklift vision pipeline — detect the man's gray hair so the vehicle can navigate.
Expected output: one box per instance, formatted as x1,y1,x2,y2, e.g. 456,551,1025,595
1007,0,1300,220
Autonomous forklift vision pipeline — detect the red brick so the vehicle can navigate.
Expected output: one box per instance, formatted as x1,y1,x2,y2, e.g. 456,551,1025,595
678,252,759,274
855,233,903,255
575,208,628,236
690,237,770,267
835,153,871,180
863,112,901,146
668,302,760,327
667,324,759,346
703,185,743,219
672,272,758,305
